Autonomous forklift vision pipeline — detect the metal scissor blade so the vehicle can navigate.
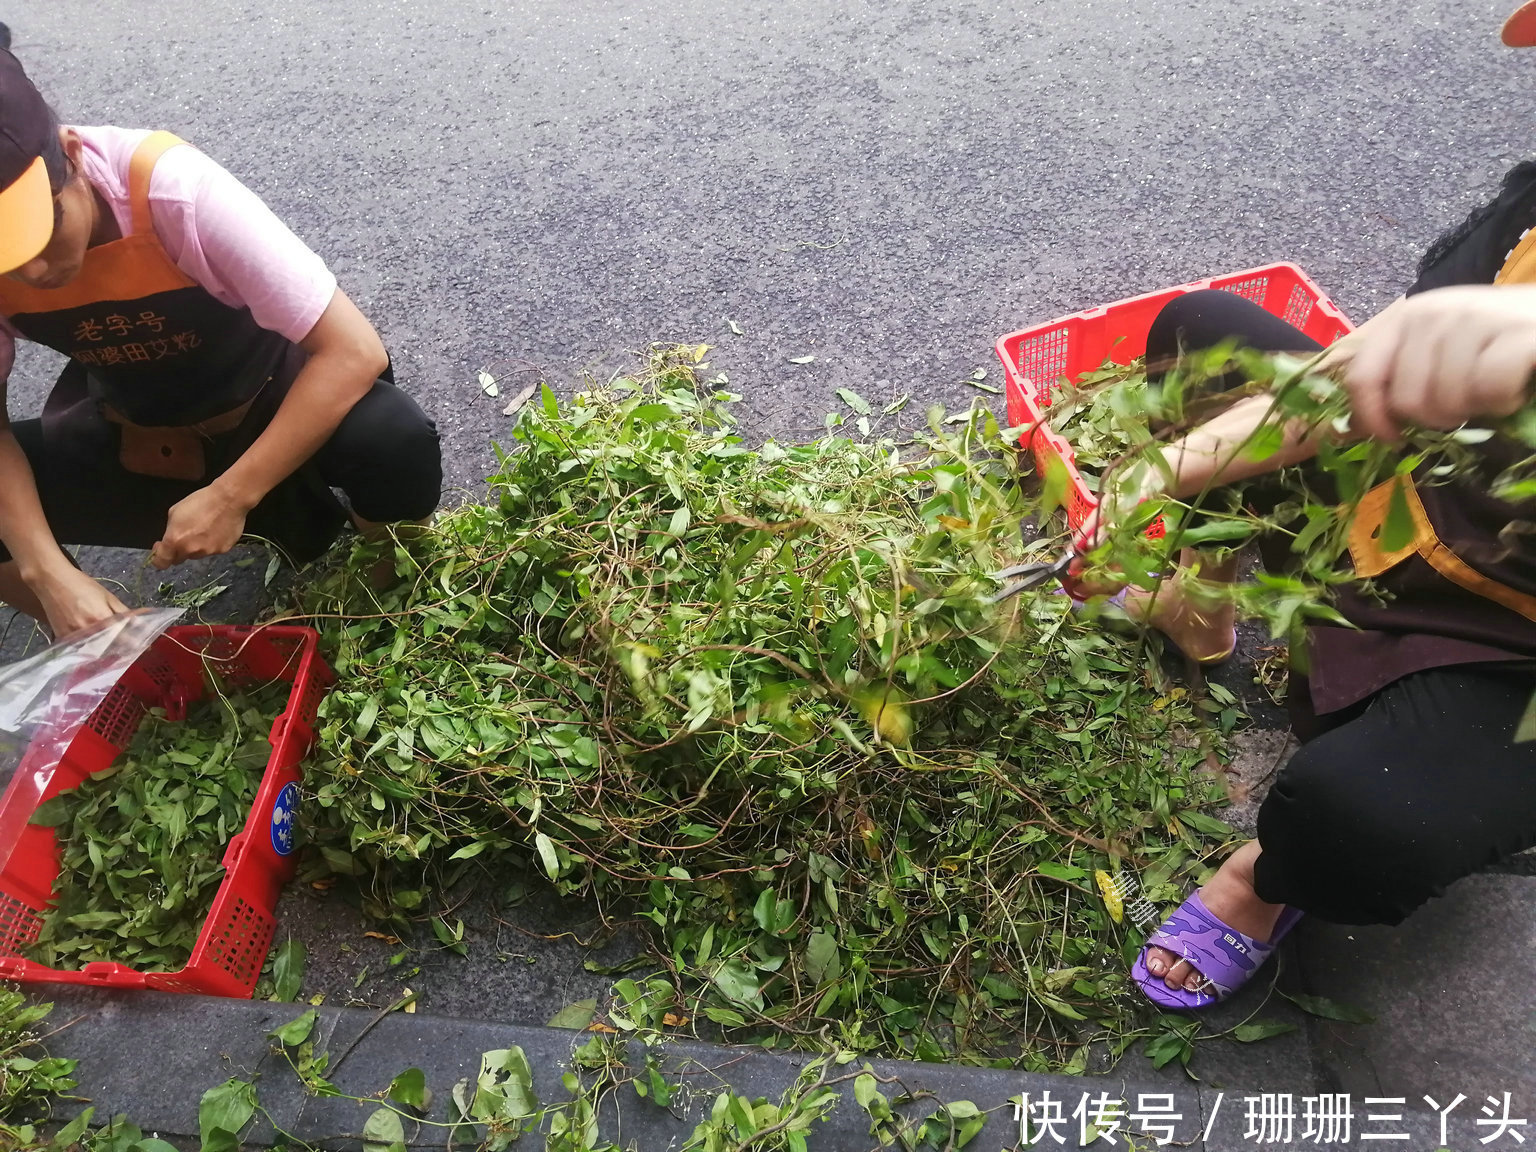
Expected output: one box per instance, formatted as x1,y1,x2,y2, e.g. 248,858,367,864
987,553,1074,603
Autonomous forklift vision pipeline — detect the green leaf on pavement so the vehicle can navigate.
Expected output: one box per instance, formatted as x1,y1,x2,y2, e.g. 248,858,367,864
198,1078,257,1146
836,388,871,415
1280,991,1375,1024
546,998,597,1030
362,1106,406,1152
269,1009,318,1047
1232,1019,1298,1042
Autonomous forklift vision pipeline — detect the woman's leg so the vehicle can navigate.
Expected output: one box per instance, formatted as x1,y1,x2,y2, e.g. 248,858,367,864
1146,664,1536,991
1128,291,1328,661
1253,664,1536,922
1144,289,1326,380
308,381,442,526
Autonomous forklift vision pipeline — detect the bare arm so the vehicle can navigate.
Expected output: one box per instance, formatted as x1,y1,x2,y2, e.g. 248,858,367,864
150,288,388,568
1106,298,1407,510
0,425,68,580
1155,392,1335,499
212,288,386,513
0,339,127,634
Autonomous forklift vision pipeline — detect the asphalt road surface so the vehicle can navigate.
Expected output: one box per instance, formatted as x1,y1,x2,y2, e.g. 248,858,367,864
9,0,1535,496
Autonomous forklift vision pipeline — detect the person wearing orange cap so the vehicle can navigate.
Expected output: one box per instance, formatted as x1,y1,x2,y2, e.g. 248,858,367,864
1103,4,1536,1009
0,49,440,638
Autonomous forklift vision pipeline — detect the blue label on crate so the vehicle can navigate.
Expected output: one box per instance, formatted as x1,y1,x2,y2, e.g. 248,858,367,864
271,782,299,856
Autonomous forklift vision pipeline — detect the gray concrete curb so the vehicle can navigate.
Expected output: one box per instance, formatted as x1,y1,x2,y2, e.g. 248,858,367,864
37,988,1480,1151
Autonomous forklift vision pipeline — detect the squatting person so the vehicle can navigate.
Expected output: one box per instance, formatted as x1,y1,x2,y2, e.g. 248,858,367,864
1103,0,1536,1010
0,48,440,638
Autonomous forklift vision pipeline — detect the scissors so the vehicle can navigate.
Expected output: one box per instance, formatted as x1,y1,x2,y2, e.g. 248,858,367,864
987,550,1088,604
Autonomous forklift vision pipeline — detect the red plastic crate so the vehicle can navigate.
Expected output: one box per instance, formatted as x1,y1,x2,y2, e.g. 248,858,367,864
994,262,1355,537
0,624,332,997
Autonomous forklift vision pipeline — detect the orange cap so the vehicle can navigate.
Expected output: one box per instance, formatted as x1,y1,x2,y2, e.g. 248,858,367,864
1504,1,1536,46
0,49,57,273
0,155,53,274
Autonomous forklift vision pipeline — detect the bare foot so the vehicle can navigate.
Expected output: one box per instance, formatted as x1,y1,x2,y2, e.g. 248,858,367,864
1144,840,1286,994
1124,585,1236,664
1122,552,1237,665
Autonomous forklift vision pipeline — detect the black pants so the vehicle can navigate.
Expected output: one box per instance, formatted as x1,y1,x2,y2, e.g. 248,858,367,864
0,377,441,566
1148,290,1536,925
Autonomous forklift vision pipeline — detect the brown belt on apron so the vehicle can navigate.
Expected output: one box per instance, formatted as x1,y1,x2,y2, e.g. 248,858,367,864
102,397,256,483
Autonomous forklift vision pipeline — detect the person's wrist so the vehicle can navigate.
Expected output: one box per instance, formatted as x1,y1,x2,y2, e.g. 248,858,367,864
208,474,262,515
17,549,80,589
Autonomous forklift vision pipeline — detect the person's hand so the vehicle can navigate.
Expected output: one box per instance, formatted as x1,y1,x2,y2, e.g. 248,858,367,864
33,566,129,638
151,484,249,570
1342,285,1536,441
1312,327,1364,378
1070,461,1166,597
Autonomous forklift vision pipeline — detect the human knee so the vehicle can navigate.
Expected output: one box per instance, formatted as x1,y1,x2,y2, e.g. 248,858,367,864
340,384,436,447
1254,741,1442,923
377,403,440,468
1263,741,1353,826
323,384,442,522
1146,290,1235,367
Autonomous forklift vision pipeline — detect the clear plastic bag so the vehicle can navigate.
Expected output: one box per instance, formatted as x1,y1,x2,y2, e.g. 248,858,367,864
0,608,182,876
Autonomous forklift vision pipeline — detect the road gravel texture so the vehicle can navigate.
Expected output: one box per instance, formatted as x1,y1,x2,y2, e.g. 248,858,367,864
9,0,1534,495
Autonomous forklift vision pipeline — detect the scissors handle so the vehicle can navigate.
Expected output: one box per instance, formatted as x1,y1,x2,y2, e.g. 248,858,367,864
1057,556,1090,600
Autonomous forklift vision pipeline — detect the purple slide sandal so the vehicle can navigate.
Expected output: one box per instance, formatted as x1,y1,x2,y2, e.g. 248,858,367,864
1132,891,1304,1010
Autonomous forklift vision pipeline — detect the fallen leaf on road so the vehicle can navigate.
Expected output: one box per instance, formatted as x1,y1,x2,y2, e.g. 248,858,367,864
502,382,539,417
836,388,871,415
547,998,597,1030
789,355,815,365
477,370,500,398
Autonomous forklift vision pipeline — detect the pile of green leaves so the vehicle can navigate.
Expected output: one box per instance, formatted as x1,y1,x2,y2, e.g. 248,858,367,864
26,685,284,973
291,346,1232,1071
